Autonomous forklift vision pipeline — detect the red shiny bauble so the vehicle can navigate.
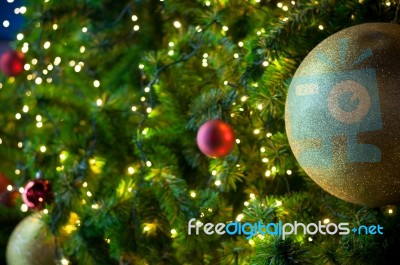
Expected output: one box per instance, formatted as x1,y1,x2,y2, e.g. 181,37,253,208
0,50,25,76
0,173,19,207
197,120,235,158
22,179,53,210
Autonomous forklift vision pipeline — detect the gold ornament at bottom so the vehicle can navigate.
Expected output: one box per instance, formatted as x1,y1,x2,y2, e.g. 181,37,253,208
6,214,55,265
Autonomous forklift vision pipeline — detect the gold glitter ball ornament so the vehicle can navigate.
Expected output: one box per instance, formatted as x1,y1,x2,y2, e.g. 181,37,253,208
285,23,400,207
6,214,55,265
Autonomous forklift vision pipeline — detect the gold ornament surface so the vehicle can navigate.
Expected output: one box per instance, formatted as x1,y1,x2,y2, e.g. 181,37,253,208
6,214,55,265
285,23,400,207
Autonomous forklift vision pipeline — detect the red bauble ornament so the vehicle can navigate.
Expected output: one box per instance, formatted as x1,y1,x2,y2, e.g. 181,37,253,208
0,173,19,207
0,50,25,76
22,179,53,210
197,120,235,158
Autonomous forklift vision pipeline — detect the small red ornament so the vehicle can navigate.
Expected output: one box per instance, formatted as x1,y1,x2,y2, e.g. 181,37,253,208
0,173,19,207
0,50,25,76
197,119,235,158
22,179,53,210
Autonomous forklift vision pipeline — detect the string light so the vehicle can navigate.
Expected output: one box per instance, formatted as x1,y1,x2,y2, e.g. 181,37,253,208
222,26,229,31
21,45,29,53
235,139,241,144
19,6,27,14
96,99,103,106
15,113,21,120
215,180,221,186
3,20,10,28
262,158,269,163
20,204,28,212
40,145,47,152
16,33,24,40
86,191,92,197
276,200,282,207
323,218,330,224
173,21,182,28
262,61,269,67
168,42,174,47
286,170,292,175
53,24,58,30
249,193,256,200
131,15,138,21
236,214,244,221
60,258,70,265
128,167,135,174
253,129,260,135
266,132,272,137
60,151,67,161
139,64,144,69
244,201,249,206
388,209,393,214
190,191,196,198
17,142,23,148
238,41,244,47
211,170,217,176
82,27,88,32
171,229,178,238
133,25,140,31
265,170,271,177
93,80,100,87
43,41,51,49
131,106,137,111
318,25,324,30
54,57,61,65
146,161,152,167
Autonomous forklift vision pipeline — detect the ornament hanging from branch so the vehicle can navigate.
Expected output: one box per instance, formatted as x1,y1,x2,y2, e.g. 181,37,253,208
197,119,235,158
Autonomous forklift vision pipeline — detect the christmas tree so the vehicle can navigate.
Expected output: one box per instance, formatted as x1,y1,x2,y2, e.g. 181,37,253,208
1,0,400,264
